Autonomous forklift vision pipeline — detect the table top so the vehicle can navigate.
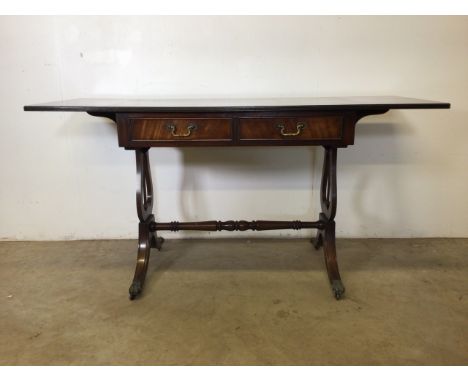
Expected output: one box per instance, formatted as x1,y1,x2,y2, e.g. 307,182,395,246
24,96,450,113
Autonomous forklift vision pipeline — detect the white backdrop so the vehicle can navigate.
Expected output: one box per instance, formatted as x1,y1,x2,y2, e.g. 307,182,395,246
1,16,467,240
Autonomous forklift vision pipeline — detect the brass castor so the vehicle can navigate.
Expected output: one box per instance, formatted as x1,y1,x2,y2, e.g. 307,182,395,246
129,280,142,300
331,279,345,300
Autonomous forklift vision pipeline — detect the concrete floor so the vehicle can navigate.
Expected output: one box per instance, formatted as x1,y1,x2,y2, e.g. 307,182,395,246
0,238,467,365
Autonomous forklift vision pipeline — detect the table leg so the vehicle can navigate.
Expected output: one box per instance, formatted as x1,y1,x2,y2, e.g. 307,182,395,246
311,147,345,300
129,149,164,300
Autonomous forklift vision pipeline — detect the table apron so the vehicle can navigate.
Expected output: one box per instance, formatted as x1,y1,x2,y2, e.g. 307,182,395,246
115,111,366,148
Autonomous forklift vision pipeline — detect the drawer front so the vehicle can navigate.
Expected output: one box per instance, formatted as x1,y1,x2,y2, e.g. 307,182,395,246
129,118,232,142
239,116,343,141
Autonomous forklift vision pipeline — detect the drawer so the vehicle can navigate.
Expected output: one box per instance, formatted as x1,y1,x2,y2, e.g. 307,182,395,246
128,118,232,142
239,116,343,141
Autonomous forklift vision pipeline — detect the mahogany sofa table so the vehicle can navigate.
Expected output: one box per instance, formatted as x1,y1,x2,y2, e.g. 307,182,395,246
24,96,450,300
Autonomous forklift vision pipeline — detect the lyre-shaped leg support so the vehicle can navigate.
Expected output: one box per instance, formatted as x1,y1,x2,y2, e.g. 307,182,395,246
312,147,345,300
129,149,164,300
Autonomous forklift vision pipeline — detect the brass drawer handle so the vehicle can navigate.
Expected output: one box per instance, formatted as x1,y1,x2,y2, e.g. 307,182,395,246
276,122,305,137
166,123,198,137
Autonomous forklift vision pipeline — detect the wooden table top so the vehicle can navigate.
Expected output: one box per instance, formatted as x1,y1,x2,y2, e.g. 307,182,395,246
24,96,450,113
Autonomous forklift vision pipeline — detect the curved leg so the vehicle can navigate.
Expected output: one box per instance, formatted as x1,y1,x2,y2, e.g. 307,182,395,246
151,235,165,250
322,221,345,299
129,218,152,300
311,230,323,250
129,149,164,300
312,147,345,300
